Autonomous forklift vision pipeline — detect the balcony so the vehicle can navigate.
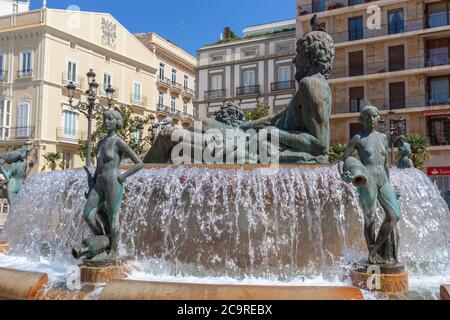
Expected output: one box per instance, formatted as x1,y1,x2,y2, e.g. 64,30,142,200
205,89,226,100
170,82,182,94
99,85,119,99
0,127,35,141
157,103,170,114
157,77,171,89
236,85,260,96
298,0,377,16
329,55,450,80
17,69,32,79
428,132,450,146
321,12,450,45
271,80,296,92
130,94,148,107
182,87,195,99
62,73,83,89
56,128,87,144
0,71,7,83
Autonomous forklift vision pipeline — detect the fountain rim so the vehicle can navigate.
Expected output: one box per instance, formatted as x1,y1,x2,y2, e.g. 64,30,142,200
120,164,332,171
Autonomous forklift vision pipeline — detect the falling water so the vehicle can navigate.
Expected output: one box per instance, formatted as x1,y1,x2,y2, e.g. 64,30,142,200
4,166,450,281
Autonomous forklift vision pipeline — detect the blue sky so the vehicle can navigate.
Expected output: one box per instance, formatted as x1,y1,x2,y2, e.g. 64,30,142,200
30,0,295,56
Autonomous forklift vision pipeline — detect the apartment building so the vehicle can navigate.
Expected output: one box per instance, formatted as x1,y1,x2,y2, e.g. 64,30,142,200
196,19,297,119
0,6,158,176
135,32,196,128
297,0,450,195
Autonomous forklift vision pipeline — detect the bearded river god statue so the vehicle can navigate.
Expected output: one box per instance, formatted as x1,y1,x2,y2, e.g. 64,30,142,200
144,22,335,165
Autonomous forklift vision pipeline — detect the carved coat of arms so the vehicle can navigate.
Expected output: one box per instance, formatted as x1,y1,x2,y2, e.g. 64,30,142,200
101,18,117,49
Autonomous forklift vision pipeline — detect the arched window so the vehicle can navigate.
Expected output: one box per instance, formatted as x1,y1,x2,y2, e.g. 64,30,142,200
17,101,30,138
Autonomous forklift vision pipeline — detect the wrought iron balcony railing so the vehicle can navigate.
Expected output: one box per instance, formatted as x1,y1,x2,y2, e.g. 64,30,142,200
271,80,296,92
57,128,87,142
17,69,32,79
0,126,35,141
205,89,226,100
62,72,83,89
236,85,260,96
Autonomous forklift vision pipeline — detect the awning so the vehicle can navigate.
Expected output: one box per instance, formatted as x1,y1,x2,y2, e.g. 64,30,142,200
423,110,450,117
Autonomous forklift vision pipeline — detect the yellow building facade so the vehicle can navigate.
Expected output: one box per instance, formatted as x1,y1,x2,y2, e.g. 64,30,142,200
0,7,158,175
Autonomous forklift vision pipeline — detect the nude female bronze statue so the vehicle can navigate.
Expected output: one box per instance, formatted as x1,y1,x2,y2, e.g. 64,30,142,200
74,108,143,260
339,103,402,265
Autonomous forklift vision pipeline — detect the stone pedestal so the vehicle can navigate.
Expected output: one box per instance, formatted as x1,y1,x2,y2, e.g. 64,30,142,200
0,242,8,255
80,258,133,284
441,285,450,300
350,263,409,294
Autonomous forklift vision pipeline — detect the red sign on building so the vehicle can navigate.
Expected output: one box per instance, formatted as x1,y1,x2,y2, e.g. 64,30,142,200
427,167,450,177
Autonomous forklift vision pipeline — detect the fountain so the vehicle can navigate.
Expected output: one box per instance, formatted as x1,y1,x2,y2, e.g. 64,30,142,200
0,17,449,301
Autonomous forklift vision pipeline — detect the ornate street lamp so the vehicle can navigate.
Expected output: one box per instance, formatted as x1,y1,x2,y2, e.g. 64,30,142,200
66,69,113,167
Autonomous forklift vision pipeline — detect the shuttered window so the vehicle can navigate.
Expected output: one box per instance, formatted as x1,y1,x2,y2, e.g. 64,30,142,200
349,51,364,76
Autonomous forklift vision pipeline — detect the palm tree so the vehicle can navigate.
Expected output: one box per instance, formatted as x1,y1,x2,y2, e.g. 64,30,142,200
400,133,430,170
329,143,347,164
43,152,62,171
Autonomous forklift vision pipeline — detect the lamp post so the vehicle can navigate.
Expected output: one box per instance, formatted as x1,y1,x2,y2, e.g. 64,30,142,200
66,69,115,167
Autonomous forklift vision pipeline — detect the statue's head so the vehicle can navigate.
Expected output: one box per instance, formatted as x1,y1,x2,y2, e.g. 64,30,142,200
399,141,412,157
359,102,380,132
214,101,246,127
104,108,124,131
294,31,335,81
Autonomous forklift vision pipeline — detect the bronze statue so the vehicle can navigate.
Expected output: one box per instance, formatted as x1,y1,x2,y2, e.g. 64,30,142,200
0,146,27,206
74,108,143,261
339,103,402,265
144,20,335,164
397,140,414,169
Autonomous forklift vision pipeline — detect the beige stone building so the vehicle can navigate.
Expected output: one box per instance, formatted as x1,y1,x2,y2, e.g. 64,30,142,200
0,6,158,177
196,19,297,119
135,32,196,128
297,0,450,195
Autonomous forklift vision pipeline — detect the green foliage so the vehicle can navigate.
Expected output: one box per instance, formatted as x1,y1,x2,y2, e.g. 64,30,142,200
397,133,430,170
223,26,239,41
43,152,62,171
329,143,347,164
245,102,269,121
79,105,153,161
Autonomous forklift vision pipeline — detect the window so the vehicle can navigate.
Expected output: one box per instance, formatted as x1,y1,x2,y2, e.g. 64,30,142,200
429,77,449,105
105,56,111,62
389,45,405,71
210,54,224,62
158,92,164,106
171,97,176,113
312,0,325,13
159,63,165,80
183,103,187,114
350,123,364,139
427,38,450,66
171,69,177,85
0,53,4,82
349,0,363,4
133,82,142,102
277,66,291,83
277,43,291,54
0,99,11,141
429,116,450,145
17,101,30,138
63,110,77,138
348,16,363,41
427,2,449,28
389,82,406,109
210,74,223,91
348,51,364,76
243,69,256,87
242,49,257,58
131,131,140,141
62,152,73,169
67,61,77,83
390,119,407,146
103,73,112,92
349,86,364,113
184,75,189,91
388,9,404,35
20,50,32,76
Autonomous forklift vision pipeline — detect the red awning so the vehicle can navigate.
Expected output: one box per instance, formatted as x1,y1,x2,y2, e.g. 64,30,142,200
424,110,450,117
